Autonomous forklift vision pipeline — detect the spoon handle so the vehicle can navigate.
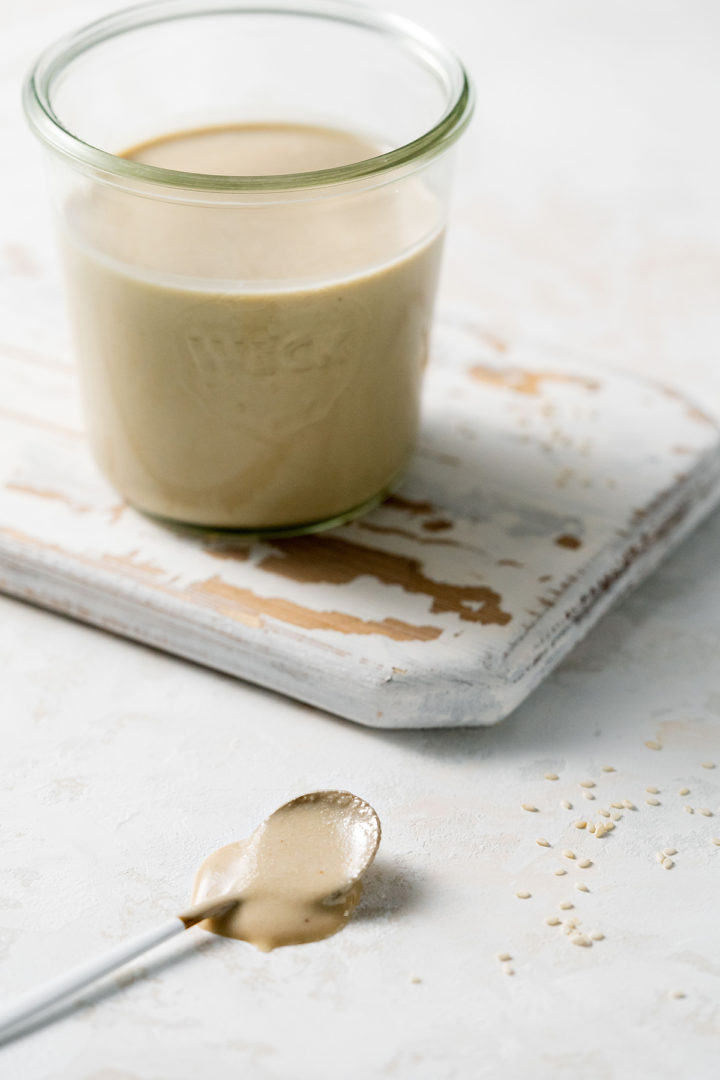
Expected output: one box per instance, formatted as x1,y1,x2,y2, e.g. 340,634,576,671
0,897,235,1041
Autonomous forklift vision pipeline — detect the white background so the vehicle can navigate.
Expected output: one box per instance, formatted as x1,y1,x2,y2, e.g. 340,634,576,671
1,1,719,1077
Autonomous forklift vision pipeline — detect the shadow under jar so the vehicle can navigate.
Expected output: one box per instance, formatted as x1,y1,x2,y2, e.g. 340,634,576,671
24,0,473,534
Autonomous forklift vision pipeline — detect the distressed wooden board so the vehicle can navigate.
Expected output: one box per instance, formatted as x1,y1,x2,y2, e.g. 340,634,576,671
1,309,719,728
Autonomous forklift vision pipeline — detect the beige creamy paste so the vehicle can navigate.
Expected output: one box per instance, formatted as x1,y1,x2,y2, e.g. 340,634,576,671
61,123,443,528
188,791,381,951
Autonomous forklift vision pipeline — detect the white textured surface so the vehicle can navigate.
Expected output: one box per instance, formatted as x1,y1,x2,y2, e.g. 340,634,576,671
1,0,720,1077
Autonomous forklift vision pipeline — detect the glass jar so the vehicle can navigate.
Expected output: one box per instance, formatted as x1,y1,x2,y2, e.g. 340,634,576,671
24,0,473,534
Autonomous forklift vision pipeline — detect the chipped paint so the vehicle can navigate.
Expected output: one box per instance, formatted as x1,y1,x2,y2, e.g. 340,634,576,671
256,537,512,626
189,576,441,642
469,365,600,396
555,535,583,550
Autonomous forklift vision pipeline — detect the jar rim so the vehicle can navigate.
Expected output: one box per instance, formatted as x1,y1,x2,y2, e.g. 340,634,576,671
23,0,474,193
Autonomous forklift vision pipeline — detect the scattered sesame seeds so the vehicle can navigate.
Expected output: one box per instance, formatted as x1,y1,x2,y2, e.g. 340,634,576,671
590,931,604,941
561,800,573,810
684,806,694,814
623,800,636,810
516,890,531,899
544,772,559,781
595,824,610,838
698,808,713,817
582,791,595,801
611,801,624,809
554,868,567,876
663,848,678,857
574,820,587,829
646,798,660,806
545,915,561,926
521,803,539,812
679,787,690,796
712,838,720,846
601,765,615,773
502,963,515,976
578,858,592,869
563,850,576,859
598,808,611,818
496,952,512,963
536,838,551,847
575,882,589,892
646,786,660,794
663,858,674,870
571,933,592,947
559,900,574,910
579,780,596,789
671,990,685,999
701,762,716,770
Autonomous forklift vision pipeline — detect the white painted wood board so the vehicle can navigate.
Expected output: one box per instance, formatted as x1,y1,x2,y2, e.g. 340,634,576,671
1,310,719,728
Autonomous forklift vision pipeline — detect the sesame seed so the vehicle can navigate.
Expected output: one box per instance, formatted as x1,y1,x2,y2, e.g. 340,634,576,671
561,800,573,810
582,791,595,801
646,786,660,794
701,762,716,770
679,787,690,796
605,821,616,830
595,824,609,838
663,848,677,856
545,915,561,926
590,931,604,941
598,808,610,818
611,801,624,809
554,868,567,876
698,808,713,817
656,852,665,863
601,766,615,773
623,800,636,810
663,858,674,870
646,798,660,806
559,900,574,910
521,803,538,812
578,858,592,869
516,890,531,899
645,740,662,750
574,821,587,829
575,882,589,892
502,963,515,976
671,990,685,999
611,811,622,820
579,780,596,789
587,822,596,834
536,837,551,847
562,850,576,859
410,976,422,984
684,806,694,814
571,933,592,947
544,772,559,781
496,952,511,962
712,838,720,846
563,918,579,933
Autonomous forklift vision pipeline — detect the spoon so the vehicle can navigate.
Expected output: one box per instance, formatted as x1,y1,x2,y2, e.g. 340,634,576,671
0,790,380,1040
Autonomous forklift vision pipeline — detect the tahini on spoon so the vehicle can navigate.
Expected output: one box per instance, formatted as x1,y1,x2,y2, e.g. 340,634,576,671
0,791,381,1040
